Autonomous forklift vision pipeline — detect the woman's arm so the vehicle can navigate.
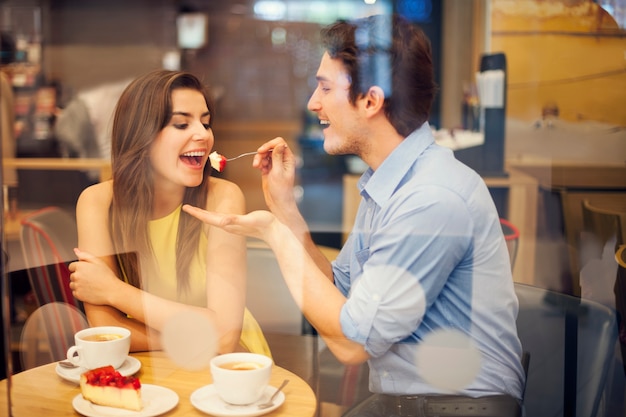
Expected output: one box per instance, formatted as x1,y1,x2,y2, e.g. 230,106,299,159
71,182,158,351
71,179,249,353
203,177,247,353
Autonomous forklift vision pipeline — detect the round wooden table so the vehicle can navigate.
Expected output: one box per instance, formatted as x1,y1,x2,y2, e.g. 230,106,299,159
0,351,317,416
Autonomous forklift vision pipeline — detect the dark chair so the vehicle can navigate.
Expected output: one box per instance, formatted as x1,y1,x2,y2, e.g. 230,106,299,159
18,206,88,368
515,282,618,417
579,199,626,373
616,244,626,375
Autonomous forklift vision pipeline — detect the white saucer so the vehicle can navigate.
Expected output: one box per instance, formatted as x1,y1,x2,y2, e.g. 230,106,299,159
73,384,178,417
190,384,285,417
56,356,142,384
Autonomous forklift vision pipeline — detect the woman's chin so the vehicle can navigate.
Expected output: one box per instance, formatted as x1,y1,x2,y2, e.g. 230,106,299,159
183,176,204,188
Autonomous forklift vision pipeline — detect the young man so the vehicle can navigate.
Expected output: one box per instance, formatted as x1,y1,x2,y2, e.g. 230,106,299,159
184,14,525,417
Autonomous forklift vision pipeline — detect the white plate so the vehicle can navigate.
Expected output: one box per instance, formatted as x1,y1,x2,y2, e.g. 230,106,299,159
190,384,285,417
72,384,178,417
56,356,142,384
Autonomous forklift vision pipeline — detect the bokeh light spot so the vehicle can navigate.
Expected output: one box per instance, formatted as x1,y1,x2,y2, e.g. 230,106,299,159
415,328,482,392
161,311,217,370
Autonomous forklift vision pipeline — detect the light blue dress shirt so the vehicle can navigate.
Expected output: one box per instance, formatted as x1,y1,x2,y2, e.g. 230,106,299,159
333,123,525,399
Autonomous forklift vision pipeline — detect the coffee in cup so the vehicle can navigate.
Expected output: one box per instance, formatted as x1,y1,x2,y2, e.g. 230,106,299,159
81,333,124,342
66,326,131,369
219,361,264,371
210,352,272,405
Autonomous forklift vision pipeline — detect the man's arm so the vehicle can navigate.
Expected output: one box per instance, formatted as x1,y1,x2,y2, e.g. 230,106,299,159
253,140,334,281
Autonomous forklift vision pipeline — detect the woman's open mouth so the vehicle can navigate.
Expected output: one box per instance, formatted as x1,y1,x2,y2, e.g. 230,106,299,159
180,151,206,167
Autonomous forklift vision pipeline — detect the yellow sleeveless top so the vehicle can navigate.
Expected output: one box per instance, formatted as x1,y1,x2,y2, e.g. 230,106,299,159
146,206,271,357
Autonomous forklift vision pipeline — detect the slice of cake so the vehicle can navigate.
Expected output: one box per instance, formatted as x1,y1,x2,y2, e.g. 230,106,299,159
80,365,142,411
209,151,227,172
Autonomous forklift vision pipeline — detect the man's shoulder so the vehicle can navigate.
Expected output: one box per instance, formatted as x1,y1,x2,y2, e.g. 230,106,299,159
408,148,483,190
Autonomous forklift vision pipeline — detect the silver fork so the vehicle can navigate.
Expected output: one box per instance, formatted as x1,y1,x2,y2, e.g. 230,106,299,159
257,379,289,409
226,149,272,161
226,151,257,161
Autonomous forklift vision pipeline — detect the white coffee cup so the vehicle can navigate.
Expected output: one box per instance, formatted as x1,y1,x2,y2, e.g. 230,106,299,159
210,352,273,405
66,326,131,369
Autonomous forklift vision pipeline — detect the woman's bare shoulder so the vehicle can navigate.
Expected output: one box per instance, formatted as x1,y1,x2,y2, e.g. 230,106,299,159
77,181,113,212
208,176,243,194
206,177,245,213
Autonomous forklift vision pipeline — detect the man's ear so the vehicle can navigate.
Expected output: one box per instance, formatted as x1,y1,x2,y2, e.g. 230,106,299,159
363,86,385,116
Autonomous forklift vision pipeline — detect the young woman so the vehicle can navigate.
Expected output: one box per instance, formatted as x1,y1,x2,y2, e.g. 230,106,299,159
68,70,270,356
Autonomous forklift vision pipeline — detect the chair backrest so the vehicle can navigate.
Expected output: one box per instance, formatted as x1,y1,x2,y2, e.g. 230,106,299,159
580,199,624,268
19,302,88,370
500,218,520,269
19,206,82,310
515,283,618,417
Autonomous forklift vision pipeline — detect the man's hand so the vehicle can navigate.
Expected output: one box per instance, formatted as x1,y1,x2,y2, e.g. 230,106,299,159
252,139,299,221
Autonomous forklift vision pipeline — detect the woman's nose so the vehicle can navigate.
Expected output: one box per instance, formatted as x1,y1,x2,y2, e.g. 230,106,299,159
192,123,211,141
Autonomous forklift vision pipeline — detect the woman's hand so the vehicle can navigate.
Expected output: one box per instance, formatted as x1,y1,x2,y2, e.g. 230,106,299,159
68,248,124,305
182,206,278,243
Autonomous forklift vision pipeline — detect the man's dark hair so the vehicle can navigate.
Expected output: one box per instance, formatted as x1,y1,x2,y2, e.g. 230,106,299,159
320,14,438,136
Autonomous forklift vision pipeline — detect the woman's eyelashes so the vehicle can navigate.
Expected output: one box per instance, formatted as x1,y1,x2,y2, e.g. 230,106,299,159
172,122,211,130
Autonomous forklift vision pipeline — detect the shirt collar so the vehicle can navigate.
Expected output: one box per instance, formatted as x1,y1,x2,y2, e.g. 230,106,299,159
358,122,434,206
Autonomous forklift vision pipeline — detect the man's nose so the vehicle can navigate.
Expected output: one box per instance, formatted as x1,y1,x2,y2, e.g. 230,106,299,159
307,89,321,112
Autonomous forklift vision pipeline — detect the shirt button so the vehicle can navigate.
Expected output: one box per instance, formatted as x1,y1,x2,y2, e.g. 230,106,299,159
372,294,380,301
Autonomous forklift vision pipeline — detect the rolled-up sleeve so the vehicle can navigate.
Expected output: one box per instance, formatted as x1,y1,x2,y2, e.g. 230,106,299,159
338,187,472,358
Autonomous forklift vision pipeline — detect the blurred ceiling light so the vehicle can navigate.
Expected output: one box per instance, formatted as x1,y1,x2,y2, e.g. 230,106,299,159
176,12,208,49
253,0,392,23
254,0,287,21
271,27,287,46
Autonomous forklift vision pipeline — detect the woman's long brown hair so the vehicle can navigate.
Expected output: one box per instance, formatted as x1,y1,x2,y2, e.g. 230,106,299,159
110,70,214,295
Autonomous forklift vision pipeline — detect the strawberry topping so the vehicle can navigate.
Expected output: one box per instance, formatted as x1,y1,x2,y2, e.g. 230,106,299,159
84,366,141,389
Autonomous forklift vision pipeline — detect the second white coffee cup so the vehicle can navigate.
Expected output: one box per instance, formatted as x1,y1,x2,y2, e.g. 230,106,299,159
210,352,273,405
66,326,131,369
